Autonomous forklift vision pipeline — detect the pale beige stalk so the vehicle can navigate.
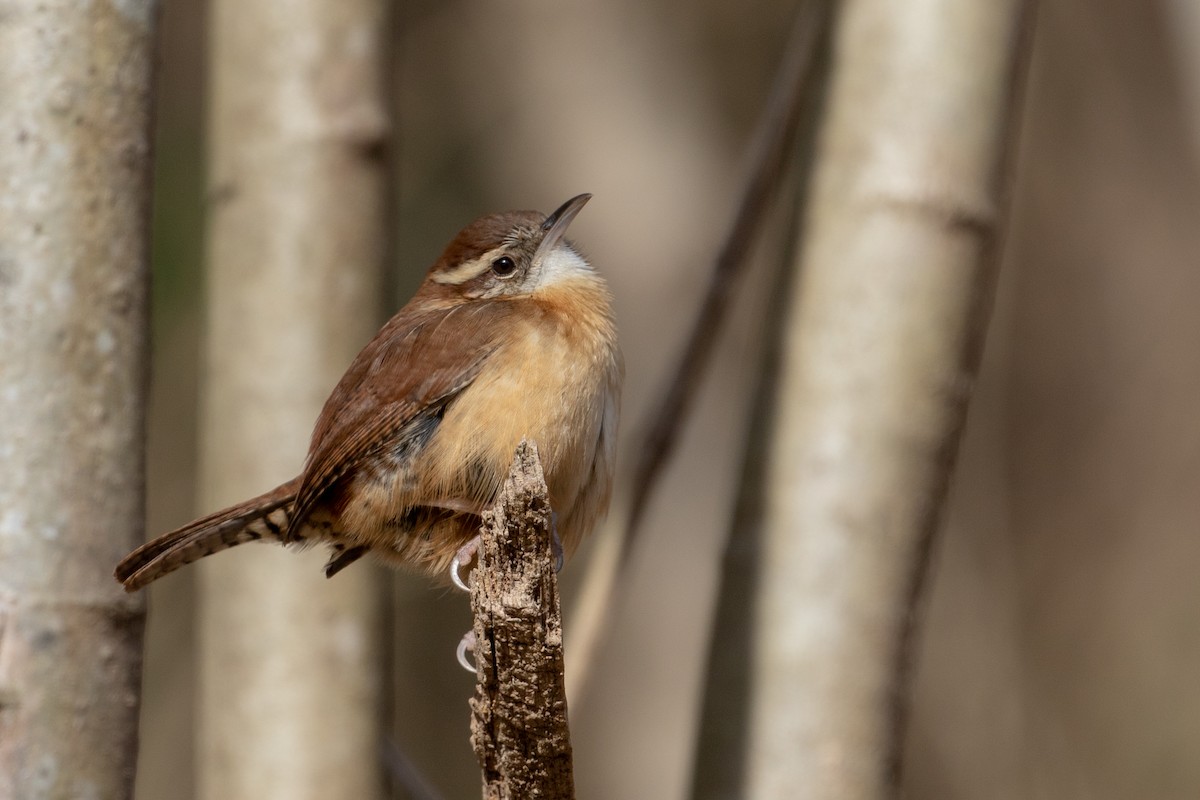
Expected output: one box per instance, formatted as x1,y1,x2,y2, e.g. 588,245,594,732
199,2,390,798
0,1,159,796
746,0,1034,797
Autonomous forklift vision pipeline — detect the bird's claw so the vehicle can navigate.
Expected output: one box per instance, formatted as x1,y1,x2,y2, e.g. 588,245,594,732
450,536,481,592
457,630,477,673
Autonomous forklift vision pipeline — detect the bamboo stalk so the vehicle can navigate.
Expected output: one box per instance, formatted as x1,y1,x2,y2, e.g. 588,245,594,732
198,2,391,797
0,2,159,795
745,1,1036,796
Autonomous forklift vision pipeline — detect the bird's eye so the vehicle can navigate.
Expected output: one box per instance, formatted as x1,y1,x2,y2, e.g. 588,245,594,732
490,256,517,277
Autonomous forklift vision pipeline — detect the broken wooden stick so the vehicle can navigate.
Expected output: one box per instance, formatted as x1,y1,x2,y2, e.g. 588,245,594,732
469,440,575,800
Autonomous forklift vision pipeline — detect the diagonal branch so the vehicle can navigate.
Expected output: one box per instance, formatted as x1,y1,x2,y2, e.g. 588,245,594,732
568,0,835,705
625,0,832,541
469,441,575,800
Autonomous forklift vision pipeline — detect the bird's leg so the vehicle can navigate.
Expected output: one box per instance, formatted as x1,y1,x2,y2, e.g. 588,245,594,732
453,515,560,670
550,511,564,573
451,511,562,670
427,497,484,516
451,509,563,590
407,497,481,593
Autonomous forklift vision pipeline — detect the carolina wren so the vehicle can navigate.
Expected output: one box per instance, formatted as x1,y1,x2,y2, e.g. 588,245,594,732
116,194,622,591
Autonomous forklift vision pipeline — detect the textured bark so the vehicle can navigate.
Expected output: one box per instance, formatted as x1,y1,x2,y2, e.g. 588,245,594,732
470,442,575,800
745,1,1035,797
0,1,159,797
198,1,390,798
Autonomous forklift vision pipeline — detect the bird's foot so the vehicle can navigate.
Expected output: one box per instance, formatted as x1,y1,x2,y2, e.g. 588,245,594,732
451,512,560,590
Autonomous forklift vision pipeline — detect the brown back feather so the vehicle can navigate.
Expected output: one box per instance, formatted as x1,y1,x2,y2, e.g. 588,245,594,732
285,298,518,539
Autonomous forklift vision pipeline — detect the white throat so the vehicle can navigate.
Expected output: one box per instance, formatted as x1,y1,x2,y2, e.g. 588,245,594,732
536,244,592,289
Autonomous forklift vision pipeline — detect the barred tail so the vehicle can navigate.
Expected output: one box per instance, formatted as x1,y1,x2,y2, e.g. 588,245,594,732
115,477,302,592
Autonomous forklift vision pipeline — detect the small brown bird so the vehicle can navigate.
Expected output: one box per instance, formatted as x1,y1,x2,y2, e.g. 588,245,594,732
116,194,622,592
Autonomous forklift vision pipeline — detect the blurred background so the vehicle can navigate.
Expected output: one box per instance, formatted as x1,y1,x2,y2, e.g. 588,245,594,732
139,0,1200,797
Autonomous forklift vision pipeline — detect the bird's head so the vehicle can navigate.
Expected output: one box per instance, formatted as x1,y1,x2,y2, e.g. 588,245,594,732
424,193,595,301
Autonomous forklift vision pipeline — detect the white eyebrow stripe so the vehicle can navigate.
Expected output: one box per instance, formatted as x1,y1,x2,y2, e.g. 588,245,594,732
430,246,507,285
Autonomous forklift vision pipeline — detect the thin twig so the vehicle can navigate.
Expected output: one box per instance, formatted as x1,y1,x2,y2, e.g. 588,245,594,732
567,0,834,705
625,0,832,542
469,441,575,800
381,737,445,800
689,118,815,799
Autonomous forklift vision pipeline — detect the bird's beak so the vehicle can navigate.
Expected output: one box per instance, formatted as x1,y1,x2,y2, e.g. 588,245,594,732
536,193,591,262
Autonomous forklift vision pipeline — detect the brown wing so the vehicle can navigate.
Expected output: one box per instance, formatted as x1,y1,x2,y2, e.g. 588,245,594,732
285,298,517,540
